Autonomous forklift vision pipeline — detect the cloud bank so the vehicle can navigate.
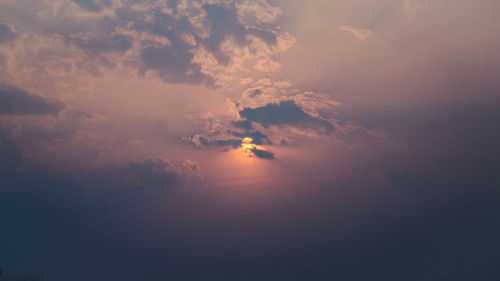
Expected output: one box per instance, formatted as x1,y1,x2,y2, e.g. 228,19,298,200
0,83,63,116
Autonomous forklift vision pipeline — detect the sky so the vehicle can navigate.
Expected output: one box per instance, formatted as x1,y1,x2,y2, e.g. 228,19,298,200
0,0,499,280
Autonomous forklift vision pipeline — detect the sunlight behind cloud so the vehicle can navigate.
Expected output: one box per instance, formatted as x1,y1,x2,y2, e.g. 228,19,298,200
240,137,257,156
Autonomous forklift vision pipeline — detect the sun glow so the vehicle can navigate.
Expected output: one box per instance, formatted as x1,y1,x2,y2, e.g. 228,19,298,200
240,137,257,156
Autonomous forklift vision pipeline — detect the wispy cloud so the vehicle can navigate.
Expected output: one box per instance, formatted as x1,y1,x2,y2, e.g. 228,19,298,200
339,25,372,40
403,0,429,20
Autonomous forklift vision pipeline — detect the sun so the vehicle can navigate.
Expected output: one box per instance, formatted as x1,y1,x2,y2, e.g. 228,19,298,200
240,137,256,156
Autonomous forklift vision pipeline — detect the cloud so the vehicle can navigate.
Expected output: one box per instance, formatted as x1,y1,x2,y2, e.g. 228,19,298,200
119,157,182,188
185,128,270,148
403,0,429,20
183,84,344,158
0,83,63,116
240,77,253,85
72,0,113,12
1,1,289,86
234,82,337,115
214,138,242,148
205,2,278,46
236,0,282,25
339,25,372,40
0,1,499,280
65,32,133,56
65,0,288,85
139,44,210,84
250,147,274,159
253,58,282,72
229,129,269,145
0,23,17,44
0,120,201,191
182,120,275,160
118,156,201,189
239,100,335,134
128,1,282,84
231,119,254,130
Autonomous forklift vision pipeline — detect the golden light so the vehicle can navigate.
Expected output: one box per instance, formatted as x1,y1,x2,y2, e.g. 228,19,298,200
240,137,256,156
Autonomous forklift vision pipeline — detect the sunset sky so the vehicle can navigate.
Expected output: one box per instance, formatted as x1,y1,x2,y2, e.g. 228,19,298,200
1,0,499,280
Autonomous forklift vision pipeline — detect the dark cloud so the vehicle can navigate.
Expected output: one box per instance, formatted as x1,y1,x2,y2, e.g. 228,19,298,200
0,124,191,191
140,45,209,84
195,135,210,146
62,2,279,85
188,130,269,148
214,138,241,148
185,129,274,159
119,157,182,188
153,2,275,82
250,147,275,159
239,100,335,134
231,120,254,130
248,89,263,98
0,83,63,116
72,0,112,12
229,130,270,145
127,8,211,84
167,0,180,11
201,3,276,63
66,33,133,56
0,23,17,44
